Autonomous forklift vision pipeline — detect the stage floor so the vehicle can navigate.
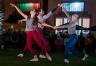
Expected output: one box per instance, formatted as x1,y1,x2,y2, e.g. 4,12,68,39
0,48,96,66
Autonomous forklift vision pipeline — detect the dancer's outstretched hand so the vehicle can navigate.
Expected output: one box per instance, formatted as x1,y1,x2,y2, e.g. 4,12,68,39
10,3,16,7
57,3,63,8
60,4,64,8
51,26,55,29
53,26,57,30
18,20,23,24
57,4,61,7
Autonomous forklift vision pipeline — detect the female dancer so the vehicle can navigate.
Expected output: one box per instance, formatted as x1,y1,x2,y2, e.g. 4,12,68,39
36,5,61,57
17,6,60,59
10,3,52,62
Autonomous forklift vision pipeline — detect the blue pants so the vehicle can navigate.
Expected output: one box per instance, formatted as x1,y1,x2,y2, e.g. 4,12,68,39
64,33,84,59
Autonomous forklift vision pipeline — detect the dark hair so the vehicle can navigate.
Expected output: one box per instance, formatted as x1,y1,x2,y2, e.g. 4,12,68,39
37,8,41,12
28,9,39,25
37,8,44,14
33,14,38,25
71,13,80,19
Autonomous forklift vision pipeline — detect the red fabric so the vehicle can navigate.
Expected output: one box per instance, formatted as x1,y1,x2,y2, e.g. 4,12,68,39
55,38,63,49
23,31,47,56
36,28,50,52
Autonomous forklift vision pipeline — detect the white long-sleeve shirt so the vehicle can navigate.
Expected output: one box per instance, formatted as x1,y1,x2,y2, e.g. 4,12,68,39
25,18,38,31
37,11,52,29
61,7,77,35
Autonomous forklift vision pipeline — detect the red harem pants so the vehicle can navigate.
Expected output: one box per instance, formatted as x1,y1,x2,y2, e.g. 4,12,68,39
36,28,50,54
23,30,47,56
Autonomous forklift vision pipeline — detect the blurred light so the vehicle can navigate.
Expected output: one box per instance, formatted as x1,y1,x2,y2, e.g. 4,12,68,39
35,3,40,9
63,2,84,12
17,3,40,11
29,3,34,10
73,3,80,8
29,3,34,6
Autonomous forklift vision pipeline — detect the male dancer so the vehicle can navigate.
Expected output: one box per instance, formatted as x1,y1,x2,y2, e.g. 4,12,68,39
54,4,88,63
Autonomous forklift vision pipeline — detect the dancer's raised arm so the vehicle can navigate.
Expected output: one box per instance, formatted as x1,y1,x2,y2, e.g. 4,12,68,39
18,19,27,24
10,3,27,19
60,4,70,19
40,22,54,29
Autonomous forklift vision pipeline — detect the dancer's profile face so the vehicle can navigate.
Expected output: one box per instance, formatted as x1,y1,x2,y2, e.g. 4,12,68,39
71,14,79,22
30,9,36,16
40,9,44,15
